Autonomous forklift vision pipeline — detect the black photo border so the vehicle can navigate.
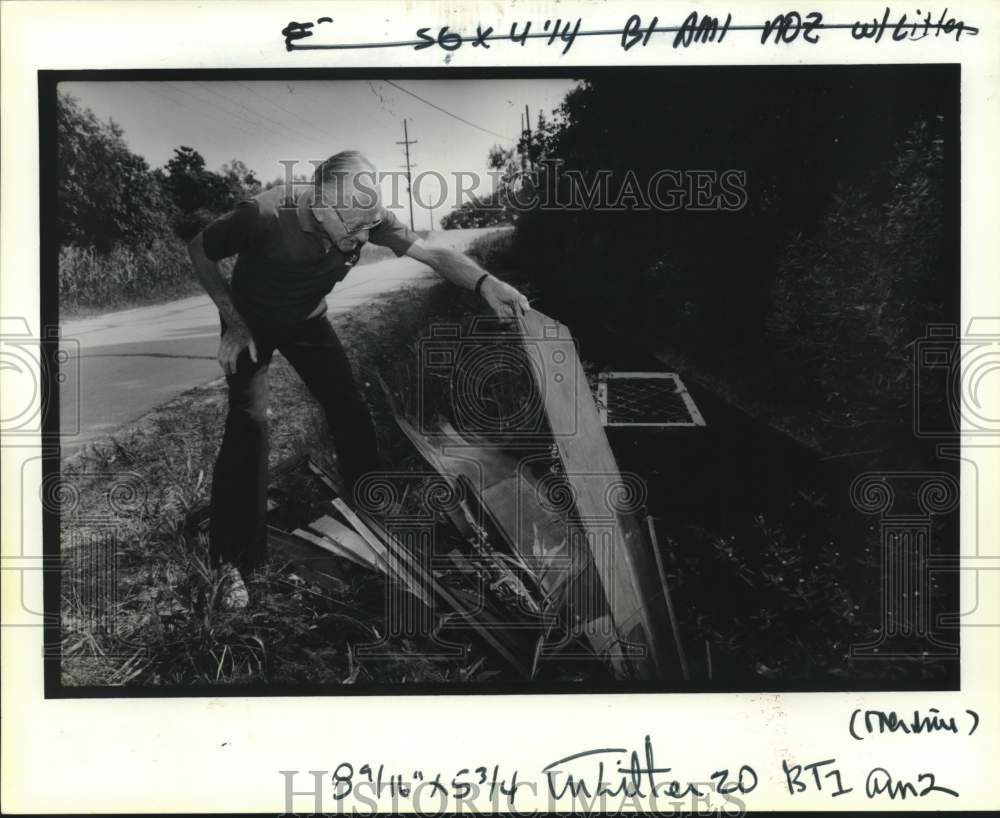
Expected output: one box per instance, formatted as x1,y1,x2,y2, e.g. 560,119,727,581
39,63,961,699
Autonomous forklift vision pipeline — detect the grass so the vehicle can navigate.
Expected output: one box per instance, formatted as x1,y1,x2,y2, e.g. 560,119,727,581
59,278,486,688
59,236,205,318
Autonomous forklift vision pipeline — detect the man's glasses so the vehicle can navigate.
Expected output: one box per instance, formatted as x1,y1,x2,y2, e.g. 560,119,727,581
332,207,382,238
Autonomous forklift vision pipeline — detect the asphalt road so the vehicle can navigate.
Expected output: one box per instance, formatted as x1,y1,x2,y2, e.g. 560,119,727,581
59,227,506,456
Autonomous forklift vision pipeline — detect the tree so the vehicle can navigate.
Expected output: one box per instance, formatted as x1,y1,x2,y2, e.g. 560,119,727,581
441,129,555,229
57,92,166,251
263,173,311,190
220,159,262,203
161,146,241,240
163,146,232,210
440,193,508,230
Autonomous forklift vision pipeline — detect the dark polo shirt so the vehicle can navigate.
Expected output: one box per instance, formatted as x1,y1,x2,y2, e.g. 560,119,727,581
202,185,419,325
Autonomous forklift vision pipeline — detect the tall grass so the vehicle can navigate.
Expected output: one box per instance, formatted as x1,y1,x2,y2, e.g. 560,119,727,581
60,235,201,315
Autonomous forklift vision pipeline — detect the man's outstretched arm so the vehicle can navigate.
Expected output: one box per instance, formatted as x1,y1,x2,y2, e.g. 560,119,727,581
188,232,258,375
405,239,530,317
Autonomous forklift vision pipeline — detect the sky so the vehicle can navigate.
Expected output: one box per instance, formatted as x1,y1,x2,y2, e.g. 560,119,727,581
60,78,579,230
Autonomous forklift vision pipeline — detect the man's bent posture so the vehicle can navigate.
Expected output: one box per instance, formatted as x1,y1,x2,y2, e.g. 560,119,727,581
189,151,528,608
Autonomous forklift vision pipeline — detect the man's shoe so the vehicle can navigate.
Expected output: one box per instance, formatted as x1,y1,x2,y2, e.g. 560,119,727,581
219,564,250,611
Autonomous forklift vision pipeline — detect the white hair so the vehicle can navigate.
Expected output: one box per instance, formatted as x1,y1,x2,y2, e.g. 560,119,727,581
314,151,379,209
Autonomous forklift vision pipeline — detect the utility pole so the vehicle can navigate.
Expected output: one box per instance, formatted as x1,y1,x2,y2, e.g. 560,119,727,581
524,104,533,172
428,205,435,232
396,119,418,231
519,112,527,171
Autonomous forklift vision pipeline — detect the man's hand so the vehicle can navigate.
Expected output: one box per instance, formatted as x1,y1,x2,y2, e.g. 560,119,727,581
218,322,258,376
480,276,530,318
189,232,259,376
403,241,530,316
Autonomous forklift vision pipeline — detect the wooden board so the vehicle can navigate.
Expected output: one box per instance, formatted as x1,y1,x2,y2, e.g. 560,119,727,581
266,526,351,596
330,497,432,607
519,309,674,680
358,508,532,677
377,324,676,679
382,380,624,666
306,517,387,573
389,415,575,599
295,523,379,573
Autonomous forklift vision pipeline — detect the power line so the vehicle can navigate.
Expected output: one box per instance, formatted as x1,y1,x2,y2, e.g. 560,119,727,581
188,81,315,147
233,81,336,144
295,83,391,148
137,82,286,152
366,80,398,117
381,80,514,142
160,81,298,147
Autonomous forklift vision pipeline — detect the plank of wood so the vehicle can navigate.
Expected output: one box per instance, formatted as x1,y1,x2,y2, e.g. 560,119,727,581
646,515,689,680
358,509,532,677
308,516,382,570
519,309,675,680
294,524,379,573
379,381,607,666
307,458,344,497
330,498,432,607
266,526,350,596
375,371,649,676
391,414,570,593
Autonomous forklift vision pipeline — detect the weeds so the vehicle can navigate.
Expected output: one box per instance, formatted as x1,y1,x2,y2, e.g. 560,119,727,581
59,276,503,688
59,236,203,315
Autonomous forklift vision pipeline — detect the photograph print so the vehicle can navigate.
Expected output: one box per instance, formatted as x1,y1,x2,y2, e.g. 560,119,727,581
45,66,960,694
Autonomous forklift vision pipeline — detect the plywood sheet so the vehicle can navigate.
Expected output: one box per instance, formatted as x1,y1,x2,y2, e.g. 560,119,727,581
519,309,674,679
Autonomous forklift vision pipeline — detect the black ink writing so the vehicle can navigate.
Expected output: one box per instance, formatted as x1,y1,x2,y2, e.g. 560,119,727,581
673,11,732,48
783,758,853,797
866,767,960,799
621,14,659,51
849,708,980,740
282,10,979,53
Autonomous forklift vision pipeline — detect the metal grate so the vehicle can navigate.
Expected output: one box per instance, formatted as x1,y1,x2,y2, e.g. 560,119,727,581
597,372,706,427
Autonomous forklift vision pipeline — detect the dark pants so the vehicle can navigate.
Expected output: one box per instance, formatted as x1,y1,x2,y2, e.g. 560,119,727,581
209,314,380,571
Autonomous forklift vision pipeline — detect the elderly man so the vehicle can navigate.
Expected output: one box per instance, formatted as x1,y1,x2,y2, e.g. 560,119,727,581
189,150,528,608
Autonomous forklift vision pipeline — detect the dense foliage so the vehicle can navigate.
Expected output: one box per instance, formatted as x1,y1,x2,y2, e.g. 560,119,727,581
57,92,260,312
57,93,167,252
499,68,957,459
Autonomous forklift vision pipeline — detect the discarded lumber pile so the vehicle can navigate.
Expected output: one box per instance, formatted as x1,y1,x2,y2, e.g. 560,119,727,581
267,310,679,681
267,459,543,677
